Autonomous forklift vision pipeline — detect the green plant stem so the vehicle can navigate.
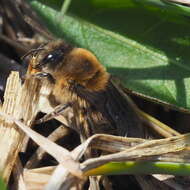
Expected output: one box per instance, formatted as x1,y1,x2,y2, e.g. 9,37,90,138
61,0,72,16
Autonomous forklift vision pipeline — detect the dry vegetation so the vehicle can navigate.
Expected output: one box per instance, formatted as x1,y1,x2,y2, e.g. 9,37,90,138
0,0,190,189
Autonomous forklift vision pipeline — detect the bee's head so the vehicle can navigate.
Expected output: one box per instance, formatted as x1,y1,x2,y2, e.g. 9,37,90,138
28,40,72,73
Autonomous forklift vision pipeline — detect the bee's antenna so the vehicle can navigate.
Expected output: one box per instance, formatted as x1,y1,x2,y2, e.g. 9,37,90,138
21,47,45,60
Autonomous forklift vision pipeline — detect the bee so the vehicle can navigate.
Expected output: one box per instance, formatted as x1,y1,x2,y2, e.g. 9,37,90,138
26,40,143,139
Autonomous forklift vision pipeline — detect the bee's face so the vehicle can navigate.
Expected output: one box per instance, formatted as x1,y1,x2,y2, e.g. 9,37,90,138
31,41,72,74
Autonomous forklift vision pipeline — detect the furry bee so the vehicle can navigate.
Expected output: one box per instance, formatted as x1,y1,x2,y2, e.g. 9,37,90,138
27,40,143,139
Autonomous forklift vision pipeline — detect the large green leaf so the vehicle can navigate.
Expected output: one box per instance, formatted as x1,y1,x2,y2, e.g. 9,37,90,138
29,0,190,111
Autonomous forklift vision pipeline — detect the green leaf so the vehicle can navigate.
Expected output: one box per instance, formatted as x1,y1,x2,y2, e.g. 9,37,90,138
85,161,190,176
29,0,190,111
88,0,190,18
0,177,7,190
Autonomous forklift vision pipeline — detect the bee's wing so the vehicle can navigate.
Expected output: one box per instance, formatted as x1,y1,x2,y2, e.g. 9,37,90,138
105,81,144,137
73,80,144,138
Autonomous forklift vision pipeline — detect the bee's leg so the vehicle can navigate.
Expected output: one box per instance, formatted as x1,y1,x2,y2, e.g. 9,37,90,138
33,72,55,84
34,103,71,124
34,72,49,78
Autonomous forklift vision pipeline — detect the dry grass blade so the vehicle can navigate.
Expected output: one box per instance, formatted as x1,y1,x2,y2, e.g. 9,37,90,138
25,125,70,169
23,166,55,189
90,134,146,153
152,174,184,190
138,109,181,137
114,80,180,137
0,70,54,183
12,158,26,190
45,134,105,189
0,71,38,182
81,133,190,172
45,164,84,190
24,169,51,190
2,115,83,179
45,134,122,189
24,166,83,190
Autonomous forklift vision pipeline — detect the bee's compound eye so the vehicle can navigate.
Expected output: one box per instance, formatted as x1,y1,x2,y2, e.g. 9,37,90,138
44,54,54,62
40,49,65,69
35,51,63,70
